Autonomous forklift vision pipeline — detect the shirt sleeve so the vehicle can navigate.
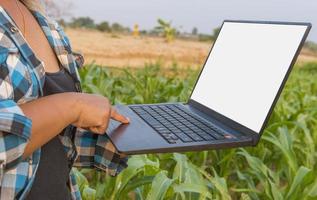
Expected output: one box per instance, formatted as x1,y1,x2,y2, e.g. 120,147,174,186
0,99,32,180
0,43,33,180
73,128,128,176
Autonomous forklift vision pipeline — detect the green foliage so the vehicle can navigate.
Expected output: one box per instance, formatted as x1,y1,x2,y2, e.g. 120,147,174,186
300,62,317,74
198,33,213,42
77,62,317,200
80,63,197,105
96,21,111,32
304,41,317,52
155,19,177,43
69,17,96,29
65,18,130,33
111,23,130,33
211,27,221,40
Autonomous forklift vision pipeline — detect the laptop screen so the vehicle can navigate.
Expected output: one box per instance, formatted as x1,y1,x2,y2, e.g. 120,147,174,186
191,21,308,133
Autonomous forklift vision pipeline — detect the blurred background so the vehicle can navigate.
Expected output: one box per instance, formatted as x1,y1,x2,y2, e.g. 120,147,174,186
51,0,317,68
47,1,317,200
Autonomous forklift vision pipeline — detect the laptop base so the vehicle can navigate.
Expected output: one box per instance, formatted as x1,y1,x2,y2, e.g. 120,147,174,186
106,103,255,155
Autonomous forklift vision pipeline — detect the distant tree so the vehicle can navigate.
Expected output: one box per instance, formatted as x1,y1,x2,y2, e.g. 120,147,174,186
192,27,198,35
155,18,177,43
212,27,221,40
69,17,95,29
198,33,213,42
96,21,111,32
111,23,125,32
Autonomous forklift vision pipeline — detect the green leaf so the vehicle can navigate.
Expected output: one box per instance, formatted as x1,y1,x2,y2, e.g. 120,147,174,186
82,185,96,200
114,155,159,198
197,167,231,200
286,166,311,199
121,176,155,195
173,183,212,199
173,153,189,183
147,171,174,200
240,193,252,200
307,179,317,197
268,178,283,200
263,128,298,175
73,168,89,193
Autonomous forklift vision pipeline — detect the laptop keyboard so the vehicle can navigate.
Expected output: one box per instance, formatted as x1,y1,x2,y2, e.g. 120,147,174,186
130,104,234,144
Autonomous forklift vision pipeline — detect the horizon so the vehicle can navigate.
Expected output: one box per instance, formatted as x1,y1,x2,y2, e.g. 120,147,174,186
55,0,317,42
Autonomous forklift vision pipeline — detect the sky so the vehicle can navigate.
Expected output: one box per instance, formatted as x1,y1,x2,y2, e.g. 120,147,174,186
56,0,317,42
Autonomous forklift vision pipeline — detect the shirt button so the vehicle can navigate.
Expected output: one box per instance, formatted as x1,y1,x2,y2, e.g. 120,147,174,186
10,26,18,33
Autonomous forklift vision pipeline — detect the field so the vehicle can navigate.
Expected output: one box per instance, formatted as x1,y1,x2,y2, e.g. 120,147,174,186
66,29,317,69
68,29,317,200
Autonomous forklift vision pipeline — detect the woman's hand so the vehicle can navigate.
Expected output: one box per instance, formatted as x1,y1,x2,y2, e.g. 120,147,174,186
73,93,130,134
21,92,128,157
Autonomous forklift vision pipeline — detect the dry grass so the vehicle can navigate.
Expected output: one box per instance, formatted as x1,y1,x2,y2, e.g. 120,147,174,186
66,28,317,68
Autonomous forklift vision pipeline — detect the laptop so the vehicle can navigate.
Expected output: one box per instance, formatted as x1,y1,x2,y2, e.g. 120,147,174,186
106,20,311,155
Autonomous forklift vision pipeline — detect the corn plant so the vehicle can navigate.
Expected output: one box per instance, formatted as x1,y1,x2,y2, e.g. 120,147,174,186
77,62,317,200
155,19,177,43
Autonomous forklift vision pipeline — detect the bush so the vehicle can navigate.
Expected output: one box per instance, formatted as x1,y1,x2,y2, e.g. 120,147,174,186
198,33,213,42
111,23,130,33
69,17,95,29
96,21,111,32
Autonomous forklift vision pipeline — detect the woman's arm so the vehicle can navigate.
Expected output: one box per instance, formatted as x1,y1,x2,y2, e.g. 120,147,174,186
21,92,129,158
20,92,79,158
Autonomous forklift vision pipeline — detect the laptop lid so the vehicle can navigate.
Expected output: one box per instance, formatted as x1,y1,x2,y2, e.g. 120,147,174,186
189,20,311,138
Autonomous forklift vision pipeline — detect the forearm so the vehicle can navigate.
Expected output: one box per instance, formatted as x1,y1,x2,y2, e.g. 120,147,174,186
20,92,80,158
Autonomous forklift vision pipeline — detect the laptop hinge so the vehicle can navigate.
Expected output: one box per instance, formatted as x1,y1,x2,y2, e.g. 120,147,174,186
251,133,260,146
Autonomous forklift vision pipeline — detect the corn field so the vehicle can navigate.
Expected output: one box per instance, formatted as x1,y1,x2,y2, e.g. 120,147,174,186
75,62,317,200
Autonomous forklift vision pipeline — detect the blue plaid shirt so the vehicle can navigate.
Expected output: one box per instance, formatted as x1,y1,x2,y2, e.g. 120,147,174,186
0,7,128,199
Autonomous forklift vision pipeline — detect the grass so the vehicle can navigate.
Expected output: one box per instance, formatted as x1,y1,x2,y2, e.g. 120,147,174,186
76,62,317,200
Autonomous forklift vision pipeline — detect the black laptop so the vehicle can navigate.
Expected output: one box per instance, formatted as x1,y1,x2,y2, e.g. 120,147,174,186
106,20,311,155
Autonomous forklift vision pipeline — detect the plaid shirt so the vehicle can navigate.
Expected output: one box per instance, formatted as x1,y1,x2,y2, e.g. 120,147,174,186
0,7,128,200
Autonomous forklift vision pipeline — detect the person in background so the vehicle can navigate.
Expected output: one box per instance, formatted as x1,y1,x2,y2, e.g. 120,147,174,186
0,0,130,199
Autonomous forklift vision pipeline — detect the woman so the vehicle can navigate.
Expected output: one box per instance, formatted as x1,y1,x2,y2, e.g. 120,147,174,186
0,0,130,199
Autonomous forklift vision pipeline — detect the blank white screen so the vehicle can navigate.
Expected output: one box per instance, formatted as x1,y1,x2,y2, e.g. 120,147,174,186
191,22,307,133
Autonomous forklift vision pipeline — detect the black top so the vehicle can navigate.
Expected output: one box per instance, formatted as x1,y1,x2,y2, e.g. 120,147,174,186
26,68,77,200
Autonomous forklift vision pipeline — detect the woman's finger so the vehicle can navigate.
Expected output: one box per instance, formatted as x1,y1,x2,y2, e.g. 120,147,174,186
110,108,130,124
119,153,128,158
89,126,100,134
89,126,105,134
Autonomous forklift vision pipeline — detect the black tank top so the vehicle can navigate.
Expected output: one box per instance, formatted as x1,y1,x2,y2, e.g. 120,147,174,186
26,68,77,200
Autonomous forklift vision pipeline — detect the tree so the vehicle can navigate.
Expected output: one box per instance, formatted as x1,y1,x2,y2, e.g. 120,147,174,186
212,27,221,40
111,23,125,32
192,27,198,35
96,21,111,32
155,18,177,43
69,17,95,29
